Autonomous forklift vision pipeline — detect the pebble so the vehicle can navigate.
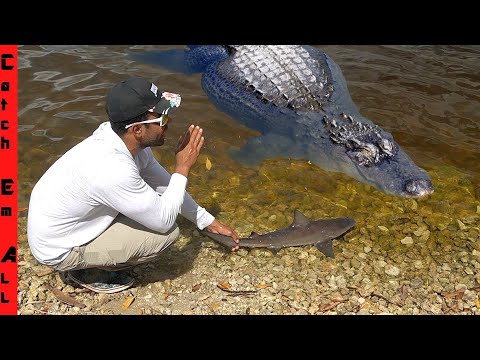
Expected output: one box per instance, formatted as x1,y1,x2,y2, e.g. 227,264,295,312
401,236,414,245
414,260,424,269
16,199,480,315
384,265,400,276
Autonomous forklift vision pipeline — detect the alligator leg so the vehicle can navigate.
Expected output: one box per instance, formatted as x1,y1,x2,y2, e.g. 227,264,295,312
230,133,307,166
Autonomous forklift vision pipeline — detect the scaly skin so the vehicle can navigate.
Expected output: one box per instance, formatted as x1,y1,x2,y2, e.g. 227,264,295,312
129,45,434,198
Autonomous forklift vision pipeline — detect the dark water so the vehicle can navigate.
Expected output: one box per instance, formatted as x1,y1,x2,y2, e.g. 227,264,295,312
18,45,480,221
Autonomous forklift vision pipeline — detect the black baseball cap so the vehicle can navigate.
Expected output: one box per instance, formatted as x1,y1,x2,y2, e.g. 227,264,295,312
106,77,181,123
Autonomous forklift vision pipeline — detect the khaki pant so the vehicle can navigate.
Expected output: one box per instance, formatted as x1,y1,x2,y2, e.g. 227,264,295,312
53,214,180,272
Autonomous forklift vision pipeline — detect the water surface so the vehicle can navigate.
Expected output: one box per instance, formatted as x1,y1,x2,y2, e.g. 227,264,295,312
18,45,480,241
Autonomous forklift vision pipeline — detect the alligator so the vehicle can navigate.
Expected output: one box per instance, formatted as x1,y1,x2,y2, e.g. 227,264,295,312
129,45,434,198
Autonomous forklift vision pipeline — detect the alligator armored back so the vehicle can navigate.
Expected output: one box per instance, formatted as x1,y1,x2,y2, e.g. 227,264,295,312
129,45,434,198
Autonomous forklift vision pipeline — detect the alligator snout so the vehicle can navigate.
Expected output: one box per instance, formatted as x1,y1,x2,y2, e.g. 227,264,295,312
404,179,434,198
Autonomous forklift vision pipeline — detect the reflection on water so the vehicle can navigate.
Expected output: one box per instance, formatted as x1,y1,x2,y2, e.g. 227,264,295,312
18,45,480,232
31,129,63,141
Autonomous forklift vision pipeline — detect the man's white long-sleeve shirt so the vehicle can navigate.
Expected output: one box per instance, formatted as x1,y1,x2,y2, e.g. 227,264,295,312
27,121,215,266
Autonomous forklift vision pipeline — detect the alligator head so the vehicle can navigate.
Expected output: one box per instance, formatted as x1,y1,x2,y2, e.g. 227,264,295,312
320,113,433,198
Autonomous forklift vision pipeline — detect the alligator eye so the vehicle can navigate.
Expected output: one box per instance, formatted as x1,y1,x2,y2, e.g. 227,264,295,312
352,143,381,166
353,151,373,166
379,138,395,156
367,144,379,159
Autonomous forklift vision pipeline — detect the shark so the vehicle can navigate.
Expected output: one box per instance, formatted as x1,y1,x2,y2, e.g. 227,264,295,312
201,209,355,257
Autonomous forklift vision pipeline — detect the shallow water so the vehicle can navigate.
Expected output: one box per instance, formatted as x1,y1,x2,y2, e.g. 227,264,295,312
18,45,480,248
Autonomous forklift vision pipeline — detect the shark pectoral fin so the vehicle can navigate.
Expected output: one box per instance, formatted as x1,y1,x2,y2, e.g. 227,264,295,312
229,134,305,166
268,247,281,255
314,217,355,257
315,240,335,258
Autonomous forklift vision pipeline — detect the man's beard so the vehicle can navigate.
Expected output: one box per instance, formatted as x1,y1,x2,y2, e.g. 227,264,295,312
141,135,164,148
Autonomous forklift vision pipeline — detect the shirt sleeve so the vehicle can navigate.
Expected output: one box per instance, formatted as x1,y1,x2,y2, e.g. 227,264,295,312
179,191,215,230
139,149,215,230
139,148,172,189
91,158,187,233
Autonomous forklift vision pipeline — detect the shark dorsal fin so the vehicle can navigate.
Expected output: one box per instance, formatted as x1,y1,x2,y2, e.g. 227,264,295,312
316,240,335,258
293,209,311,226
248,231,259,239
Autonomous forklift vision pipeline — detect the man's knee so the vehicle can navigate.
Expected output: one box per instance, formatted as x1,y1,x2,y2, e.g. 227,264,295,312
142,223,180,255
171,223,180,237
84,222,182,267
162,223,180,248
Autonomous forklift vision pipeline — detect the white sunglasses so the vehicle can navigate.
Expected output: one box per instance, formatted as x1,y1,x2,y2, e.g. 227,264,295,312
125,114,169,129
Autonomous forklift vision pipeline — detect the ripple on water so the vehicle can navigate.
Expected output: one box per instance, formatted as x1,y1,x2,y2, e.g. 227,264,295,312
31,129,63,142
18,125,34,132
32,71,99,91
53,73,98,91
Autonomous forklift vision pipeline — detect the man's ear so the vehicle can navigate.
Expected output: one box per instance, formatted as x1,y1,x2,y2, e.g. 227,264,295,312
132,124,143,135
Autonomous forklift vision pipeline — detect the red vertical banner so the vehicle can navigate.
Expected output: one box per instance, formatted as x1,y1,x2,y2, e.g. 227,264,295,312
0,45,18,315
